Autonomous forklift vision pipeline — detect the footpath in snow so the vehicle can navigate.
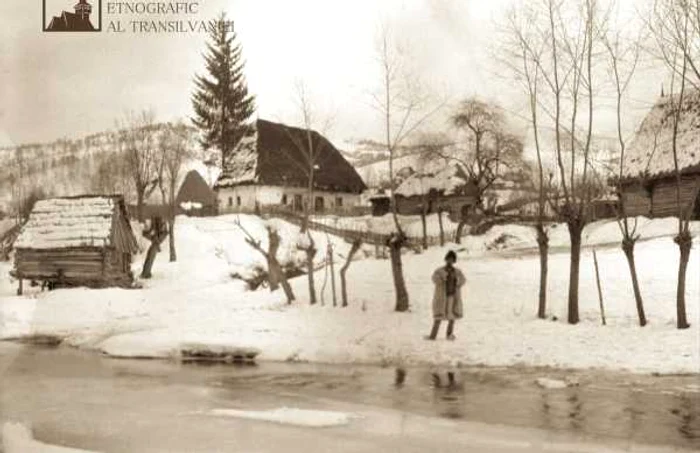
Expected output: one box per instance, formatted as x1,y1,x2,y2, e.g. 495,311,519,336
0,214,698,374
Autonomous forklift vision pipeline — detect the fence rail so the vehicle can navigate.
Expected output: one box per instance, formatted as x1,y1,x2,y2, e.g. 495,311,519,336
254,207,457,248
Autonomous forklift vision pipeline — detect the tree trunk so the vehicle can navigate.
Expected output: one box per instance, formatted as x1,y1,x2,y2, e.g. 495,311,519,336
438,210,445,247
268,228,294,303
389,234,409,312
567,221,583,325
674,230,692,329
306,244,318,305
455,221,467,244
267,255,281,291
141,217,167,279
168,218,177,262
341,240,362,308
420,211,428,250
536,224,549,319
622,237,646,327
140,243,160,279
136,190,145,222
267,228,283,292
278,265,295,304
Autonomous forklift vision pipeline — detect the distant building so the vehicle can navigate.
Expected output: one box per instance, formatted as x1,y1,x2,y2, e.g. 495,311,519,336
215,119,367,215
13,195,138,291
383,163,478,219
176,170,217,216
46,0,96,32
620,92,700,220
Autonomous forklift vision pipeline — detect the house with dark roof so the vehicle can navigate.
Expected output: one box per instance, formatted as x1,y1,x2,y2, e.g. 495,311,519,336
46,0,96,32
620,92,700,220
215,119,367,214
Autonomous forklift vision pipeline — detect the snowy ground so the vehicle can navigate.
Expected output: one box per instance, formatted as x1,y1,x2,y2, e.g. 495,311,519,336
0,214,698,374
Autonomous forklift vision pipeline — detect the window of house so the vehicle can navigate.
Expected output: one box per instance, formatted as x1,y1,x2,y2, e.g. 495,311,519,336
282,194,288,205
228,196,233,207
236,196,242,206
335,197,343,208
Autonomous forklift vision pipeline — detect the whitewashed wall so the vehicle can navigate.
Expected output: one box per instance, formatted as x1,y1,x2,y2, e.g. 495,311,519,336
217,185,362,214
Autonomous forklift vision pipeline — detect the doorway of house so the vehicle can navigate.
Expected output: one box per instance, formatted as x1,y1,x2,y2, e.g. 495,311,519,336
294,194,303,212
314,196,325,213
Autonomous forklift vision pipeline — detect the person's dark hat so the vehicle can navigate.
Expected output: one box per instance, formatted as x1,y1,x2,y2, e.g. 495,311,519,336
445,250,457,261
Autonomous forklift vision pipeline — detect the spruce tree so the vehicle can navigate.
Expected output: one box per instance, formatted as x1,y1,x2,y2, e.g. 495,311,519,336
192,13,255,168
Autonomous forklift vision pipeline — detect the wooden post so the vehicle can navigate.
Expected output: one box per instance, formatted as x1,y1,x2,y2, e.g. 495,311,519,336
593,250,606,326
328,242,337,307
17,278,23,296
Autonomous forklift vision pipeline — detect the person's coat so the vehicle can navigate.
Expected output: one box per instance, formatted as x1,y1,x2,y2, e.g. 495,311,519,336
432,266,465,320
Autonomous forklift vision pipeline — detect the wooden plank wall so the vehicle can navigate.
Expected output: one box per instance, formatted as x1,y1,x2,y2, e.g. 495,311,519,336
621,185,651,217
651,177,700,218
15,247,132,287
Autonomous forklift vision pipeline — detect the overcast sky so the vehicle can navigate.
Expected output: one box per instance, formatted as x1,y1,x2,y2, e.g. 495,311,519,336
0,0,663,149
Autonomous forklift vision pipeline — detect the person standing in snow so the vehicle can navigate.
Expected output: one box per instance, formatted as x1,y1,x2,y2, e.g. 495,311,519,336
425,250,465,341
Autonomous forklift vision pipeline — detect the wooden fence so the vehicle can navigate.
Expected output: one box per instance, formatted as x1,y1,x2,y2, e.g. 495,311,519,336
259,207,458,248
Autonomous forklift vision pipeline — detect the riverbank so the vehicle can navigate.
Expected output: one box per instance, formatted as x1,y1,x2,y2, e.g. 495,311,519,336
1,344,698,452
0,215,698,374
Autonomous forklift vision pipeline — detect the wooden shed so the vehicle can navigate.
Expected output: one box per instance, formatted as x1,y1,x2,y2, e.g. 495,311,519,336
176,170,218,216
393,163,478,218
12,195,138,290
621,92,700,220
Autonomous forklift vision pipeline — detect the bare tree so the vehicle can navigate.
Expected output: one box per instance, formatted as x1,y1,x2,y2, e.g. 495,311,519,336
280,81,335,306
503,4,552,319
141,216,168,279
117,110,159,222
340,239,362,307
235,218,295,304
505,0,604,324
648,0,697,329
603,21,648,326
372,23,446,312
438,99,526,242
159,123,193,262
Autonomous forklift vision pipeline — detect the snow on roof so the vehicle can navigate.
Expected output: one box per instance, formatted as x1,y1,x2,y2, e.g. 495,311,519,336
215,119,367,193
395,163,474,197
15,196,120,249
214,128,259,187
624,91,700,180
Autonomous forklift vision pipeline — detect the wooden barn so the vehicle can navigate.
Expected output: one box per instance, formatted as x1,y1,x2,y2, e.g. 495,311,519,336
176,170,217,216
12,195,138,291
621,92,700,219
215,119,367,215
391,163,478,218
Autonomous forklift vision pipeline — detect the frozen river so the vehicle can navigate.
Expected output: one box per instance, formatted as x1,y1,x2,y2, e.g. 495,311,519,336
0,343,698,452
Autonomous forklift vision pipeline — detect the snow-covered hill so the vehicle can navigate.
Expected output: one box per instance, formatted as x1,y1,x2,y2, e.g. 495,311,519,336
0,125,202,211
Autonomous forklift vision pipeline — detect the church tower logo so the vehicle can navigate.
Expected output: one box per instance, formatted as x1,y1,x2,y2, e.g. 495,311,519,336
43,0,102,32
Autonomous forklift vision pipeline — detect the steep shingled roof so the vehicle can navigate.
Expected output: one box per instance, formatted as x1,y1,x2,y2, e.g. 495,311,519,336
624,91,700,180
176,170,217,207
215,119,366,194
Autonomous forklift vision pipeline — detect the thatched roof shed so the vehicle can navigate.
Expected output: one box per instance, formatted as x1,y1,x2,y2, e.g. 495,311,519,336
624,91,700,180
391,163,478,217
621,93,700,219
215,119,366,194
176,170,217,215
13,195,138,289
